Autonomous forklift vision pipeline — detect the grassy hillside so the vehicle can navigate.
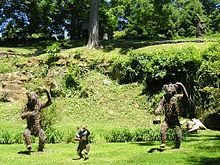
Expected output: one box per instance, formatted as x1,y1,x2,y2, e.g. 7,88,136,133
0,39,219,142
0,41,152,142
0,39,220,164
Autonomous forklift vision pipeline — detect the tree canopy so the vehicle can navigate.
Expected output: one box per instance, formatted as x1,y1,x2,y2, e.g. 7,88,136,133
0,0,220,40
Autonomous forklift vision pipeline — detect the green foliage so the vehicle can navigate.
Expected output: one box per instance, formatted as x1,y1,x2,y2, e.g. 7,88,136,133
1,0,220,40
41,101,60,131
104,128,188,143
194,43,220,117
113,30,127,39
110,45,202,87
196,61,220,88
46,128,63,144
64,64,81,91
0,91,10,102
0,131,23,144
199,87,220,112
0,57,18,74
109,43,219,118
45,43,61,66
104,129,133,142
0,131,13,144
73,49,83,60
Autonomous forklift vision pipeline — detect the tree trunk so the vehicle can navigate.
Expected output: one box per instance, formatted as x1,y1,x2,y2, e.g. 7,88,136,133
87,0,100,49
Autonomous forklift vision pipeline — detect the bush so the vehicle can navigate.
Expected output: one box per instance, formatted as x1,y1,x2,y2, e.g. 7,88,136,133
45,42,61,66
104,128,188,143
65,64,81,88
41,102,60,132
113,30,127,39
0,131,23,144
46,128,63,144
108,43,220,119
0,131,13,144
194,43,220,117
0,91,10,102
104,129,133,142
109,46,201,88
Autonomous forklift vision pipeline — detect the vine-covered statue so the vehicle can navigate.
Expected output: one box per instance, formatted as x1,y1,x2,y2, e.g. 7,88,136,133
155,82,190,149
21,88,52,151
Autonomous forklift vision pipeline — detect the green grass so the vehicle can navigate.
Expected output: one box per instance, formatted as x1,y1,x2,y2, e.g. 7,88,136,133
0,130,219,165
135,42,215,54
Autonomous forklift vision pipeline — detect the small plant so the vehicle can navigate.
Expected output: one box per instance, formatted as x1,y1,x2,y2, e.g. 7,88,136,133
41,102,60,132
46,128,63,144
104,129,133,142
64,64,81,95
104,128,188,143
73,49,83,60
13,132,23,144
45,42,61,66
0,131,13,144
113,30,127,39
0,91,10,102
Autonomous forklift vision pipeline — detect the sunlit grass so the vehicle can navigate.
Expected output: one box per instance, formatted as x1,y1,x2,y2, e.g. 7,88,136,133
0,130,219,165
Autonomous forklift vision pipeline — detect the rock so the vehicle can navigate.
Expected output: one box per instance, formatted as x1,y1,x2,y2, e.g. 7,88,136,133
103,79,111,86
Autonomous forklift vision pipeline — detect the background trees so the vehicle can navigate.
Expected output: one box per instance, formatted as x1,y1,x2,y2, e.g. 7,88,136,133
0,0,220,40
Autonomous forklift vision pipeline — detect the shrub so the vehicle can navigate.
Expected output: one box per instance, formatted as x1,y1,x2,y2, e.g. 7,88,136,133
104,129,133,142
13,132,23,144
46,128,63,144
45,42,61,66
41,102,60,132
194,43,220,117
109,43,220,119
0,91,10,102
109,46,201,86
62,64,82,96
104,128,188,143
0,58,16,73
0,131,23,144
73,49,83,60
113,30,127,39
0,131,13,144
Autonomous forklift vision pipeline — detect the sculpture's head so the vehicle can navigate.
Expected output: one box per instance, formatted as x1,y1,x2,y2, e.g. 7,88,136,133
26,91,38,105
163,83,178,97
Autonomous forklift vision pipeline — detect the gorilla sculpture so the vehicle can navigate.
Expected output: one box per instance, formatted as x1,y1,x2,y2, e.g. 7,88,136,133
155,82,190,149
21,88,52,151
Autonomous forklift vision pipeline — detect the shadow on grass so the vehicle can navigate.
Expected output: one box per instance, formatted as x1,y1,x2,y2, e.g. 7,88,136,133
130,142,165,153
72,157,82,160
101,39,207,55
185,132,220,142
186,131,220,165
147,148,165,153
188,157,220,165
130,142,157,146
0,39,86,57
72,157,89,161
17,150,35,155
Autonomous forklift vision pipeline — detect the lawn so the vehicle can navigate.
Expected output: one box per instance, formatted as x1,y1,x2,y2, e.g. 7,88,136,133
0,130,219,165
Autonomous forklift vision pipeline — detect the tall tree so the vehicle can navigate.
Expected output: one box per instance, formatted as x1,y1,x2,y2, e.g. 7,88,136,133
87,0,100,49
